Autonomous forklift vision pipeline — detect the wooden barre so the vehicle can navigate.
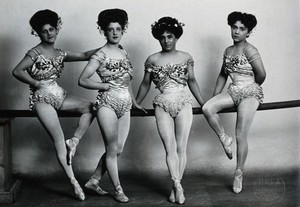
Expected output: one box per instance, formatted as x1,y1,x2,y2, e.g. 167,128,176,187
0,99,299,118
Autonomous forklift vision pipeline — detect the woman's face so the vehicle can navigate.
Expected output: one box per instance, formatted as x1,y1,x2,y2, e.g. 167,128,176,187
159,31,178,52
38,24,58,44
105,22,123,44
231,21,250,43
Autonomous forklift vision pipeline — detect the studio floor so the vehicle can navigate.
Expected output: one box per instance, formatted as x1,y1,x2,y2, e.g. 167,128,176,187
1,169,298,207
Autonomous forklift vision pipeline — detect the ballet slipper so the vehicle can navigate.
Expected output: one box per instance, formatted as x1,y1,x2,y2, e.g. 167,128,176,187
233,168,243,193
172,178,185,205
70,177,85,201
219,133,233,160
84,178,108,196
114,185,129,203
169,189,175,203
66,137,79,165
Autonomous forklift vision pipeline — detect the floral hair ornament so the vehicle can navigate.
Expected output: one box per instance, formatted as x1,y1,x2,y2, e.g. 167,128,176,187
31,16,63,36
151,18,185,30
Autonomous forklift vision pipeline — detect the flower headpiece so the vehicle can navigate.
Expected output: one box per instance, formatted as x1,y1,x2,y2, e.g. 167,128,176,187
151,18,185,30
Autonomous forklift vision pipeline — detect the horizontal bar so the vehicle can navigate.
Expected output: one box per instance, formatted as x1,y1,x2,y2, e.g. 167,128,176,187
0,99,299,118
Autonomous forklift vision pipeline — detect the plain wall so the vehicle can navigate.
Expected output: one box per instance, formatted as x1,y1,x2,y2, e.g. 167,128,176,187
0,0,299,176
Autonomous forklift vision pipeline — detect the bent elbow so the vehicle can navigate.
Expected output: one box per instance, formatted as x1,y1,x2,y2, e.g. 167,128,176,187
78,78,85,87
12,69,19,79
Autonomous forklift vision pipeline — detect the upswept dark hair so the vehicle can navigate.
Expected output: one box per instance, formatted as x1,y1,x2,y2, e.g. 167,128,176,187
151,17,184,40
227,11,257,32
30,9,61,34
97,8,128,31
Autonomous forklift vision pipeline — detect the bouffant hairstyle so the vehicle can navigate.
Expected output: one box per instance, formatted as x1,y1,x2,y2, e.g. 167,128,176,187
97,8,128,32
151,17,184,40
227,11,257,32
30,9,61,34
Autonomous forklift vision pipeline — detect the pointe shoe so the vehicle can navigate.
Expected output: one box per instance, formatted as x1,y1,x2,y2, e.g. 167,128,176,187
233,169,243,193
169,189,175,203
219,133,233,160
85,178,108,196
70,177,85,201
66,138,78,165
114,185,129,203
173,179,185,205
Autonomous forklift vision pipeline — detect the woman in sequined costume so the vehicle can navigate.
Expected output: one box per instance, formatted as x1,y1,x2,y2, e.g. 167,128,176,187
135,17,205,204
202,11,266,194
78,9,143,203
12,9,98,201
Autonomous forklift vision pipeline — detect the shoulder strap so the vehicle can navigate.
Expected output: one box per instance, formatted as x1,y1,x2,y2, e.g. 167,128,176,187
25,48,40,61
91,49,106,62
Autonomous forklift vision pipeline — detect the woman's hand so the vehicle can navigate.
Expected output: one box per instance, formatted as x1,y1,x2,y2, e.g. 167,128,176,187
32,80,42,89
132,103,147,114
98,83,111,92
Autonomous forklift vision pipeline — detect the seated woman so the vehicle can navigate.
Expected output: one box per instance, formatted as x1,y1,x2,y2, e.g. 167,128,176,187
12,9,98,201
135,17,205,204
202,11,266,194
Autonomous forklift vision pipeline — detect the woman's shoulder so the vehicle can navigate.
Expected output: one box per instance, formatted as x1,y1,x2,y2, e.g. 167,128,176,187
91,47,106,61
27,46,41,55
145,52,161,64
243,43,258,54
243,43,261,62
25,46,42,61
224,45,234,55
176,50,193,61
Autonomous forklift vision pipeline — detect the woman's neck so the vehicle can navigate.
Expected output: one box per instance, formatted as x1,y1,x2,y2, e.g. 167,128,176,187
39,42,55,50
105,42,120,49
161,49,177,55
233,40,248,48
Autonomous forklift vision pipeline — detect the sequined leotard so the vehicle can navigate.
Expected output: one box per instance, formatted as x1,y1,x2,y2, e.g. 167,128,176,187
91,48,133,118
145,59,193,118
26,48,67,111
223,45,264,105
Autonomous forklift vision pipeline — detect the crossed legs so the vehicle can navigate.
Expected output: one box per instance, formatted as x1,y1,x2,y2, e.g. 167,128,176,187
88,107,130,202
155,105,193,204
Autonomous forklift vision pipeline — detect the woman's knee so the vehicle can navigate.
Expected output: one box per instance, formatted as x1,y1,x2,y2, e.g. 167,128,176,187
117,145,124,156
236,135,248,146
76,102,93,114
164,143,177,157
202,102,213,117
176,145,187,158
105,144,118,157
82,102,93,114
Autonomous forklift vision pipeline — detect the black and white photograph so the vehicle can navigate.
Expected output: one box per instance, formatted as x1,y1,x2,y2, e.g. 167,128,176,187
0,0,299,206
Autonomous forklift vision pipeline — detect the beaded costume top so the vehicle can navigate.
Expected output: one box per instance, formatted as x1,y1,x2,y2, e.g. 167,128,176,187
145,58,193,92
91,48,133,89
25,48,67,110
223,45,261,87
26,48,67,81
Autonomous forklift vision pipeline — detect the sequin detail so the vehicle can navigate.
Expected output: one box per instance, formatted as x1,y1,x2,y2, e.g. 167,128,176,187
95,89,131,119
145,59,193,117
223,52,264,105
227,83,263,105
153,88,193,118
91,48,133,118
26,48,67,110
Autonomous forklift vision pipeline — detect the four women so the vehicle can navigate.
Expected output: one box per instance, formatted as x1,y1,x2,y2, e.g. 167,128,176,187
13,8,265,203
